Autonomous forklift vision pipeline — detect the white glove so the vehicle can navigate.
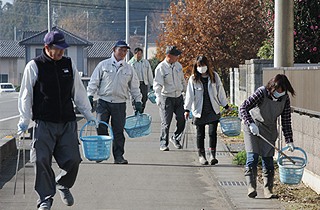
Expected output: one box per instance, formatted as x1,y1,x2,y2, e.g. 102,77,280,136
156,97,162,106
86,116,99,128
249,123,259,135
286,142,295,152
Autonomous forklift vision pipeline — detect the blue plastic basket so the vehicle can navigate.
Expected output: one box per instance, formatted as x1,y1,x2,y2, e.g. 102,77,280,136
189,111,193,119
277,147,307,185
79,121,113,161
219,108,241,137
148,91,156,104
124,113,152,138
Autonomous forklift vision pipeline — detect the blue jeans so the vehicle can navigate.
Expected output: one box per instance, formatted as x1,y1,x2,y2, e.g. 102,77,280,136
246,152,274,170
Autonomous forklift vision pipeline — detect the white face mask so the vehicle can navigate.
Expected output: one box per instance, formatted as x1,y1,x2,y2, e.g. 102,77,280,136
273,91,285,98
197,66,207,74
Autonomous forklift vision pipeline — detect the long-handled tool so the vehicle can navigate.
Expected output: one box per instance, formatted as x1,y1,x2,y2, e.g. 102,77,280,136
257,133,296,165
13,132,26,197
182,119,188,149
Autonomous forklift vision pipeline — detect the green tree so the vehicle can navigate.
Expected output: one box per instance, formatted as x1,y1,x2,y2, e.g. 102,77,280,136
257,0,320,63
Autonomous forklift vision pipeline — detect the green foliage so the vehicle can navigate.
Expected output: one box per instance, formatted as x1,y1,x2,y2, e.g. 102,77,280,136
258,0,320,63
257,0,274,59
15,85,20,92
220,104,239,118
148,57,160,77
294,0,320,63
232,151,247,165
257,40,274,59
232,151,262,166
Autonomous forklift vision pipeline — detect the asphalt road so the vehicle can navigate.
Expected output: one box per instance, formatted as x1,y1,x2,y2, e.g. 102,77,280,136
0,92,21,139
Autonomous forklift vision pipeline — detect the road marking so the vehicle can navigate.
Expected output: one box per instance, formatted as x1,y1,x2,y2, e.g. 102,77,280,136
0,115,20,122
0,99,18,104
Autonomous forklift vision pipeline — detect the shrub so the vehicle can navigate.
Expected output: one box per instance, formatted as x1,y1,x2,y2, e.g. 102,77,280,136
220,104,239,118
232,151,263,166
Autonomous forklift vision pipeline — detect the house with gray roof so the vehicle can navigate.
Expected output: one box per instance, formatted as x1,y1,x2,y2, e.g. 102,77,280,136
0,26,116,86
19,26,93,77
87,40,117,77
0,40,25,85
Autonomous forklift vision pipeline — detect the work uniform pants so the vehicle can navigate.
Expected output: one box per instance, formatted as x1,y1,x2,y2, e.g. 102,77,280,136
159,95,185,146
96,99,126,159
132,82,148,113
31,120,81,208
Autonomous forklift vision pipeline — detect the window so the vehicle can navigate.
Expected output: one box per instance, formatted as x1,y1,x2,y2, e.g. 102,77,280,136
36,49,42,57
0,74,8,83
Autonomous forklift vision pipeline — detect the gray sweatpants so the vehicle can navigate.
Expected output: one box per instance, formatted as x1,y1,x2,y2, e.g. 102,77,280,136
31,120,81,208
159,95,185,146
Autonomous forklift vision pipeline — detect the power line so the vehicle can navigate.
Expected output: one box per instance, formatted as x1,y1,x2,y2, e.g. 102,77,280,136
23,0,171,13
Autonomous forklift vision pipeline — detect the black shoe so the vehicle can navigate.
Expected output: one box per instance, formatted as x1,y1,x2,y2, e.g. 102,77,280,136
114,156,128,164
160,145,169,151
58,188,74,206
170,137,182,149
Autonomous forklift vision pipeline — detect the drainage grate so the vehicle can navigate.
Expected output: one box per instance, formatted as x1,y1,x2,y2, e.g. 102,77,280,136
219,181,247,186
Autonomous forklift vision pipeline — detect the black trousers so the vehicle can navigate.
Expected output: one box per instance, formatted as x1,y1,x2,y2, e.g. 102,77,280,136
132,82,148,113
196,120,219,150
96,99,127,159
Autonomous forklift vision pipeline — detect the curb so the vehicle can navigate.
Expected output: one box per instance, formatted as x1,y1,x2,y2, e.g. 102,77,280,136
0,136,16,164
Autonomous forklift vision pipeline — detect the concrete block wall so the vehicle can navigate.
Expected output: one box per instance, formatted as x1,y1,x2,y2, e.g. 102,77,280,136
230,59,273,107
277,113,320,194
245,59,273,98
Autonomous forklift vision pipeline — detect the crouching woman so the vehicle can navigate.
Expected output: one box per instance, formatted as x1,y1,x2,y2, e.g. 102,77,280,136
240,74,295,198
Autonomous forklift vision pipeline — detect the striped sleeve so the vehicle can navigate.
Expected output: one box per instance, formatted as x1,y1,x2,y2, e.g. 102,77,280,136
281,96,293,143
240,87,264,126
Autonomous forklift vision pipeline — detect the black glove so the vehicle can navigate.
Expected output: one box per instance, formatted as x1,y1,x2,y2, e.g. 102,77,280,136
135,102,142,114
88,95,94,107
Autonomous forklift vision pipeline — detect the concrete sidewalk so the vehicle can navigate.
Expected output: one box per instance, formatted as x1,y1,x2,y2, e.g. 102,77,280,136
0,100,285,210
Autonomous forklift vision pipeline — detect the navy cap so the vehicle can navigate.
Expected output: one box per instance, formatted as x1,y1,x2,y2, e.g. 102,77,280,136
44,31,70,49
165,45,182,56
114,40,130,49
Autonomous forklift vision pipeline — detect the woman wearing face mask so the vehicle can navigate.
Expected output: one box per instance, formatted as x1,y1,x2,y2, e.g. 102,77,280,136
184,55,231,165
240,74,295,199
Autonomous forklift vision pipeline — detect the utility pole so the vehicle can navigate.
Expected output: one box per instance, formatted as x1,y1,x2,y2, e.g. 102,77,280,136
14,26,16,41
144,16,148,59
126,0,129,61
48,0,52,32
274,0,294,67
84,11,91,40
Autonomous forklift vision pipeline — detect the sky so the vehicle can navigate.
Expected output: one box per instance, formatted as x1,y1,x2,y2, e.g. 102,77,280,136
2,0,13,5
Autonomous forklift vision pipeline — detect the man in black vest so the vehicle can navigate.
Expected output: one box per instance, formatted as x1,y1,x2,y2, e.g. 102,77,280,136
17,31,98,210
